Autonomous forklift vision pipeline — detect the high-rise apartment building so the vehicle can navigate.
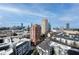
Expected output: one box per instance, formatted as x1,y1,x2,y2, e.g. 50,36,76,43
41,18,49,34
30,24,41,45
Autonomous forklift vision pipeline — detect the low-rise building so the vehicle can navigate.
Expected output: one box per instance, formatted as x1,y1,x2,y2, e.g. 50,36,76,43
12,38,31,55
0,38,13,55
36,39,54,55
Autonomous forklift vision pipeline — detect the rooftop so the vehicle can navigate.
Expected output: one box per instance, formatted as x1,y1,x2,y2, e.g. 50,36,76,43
37,38,51,51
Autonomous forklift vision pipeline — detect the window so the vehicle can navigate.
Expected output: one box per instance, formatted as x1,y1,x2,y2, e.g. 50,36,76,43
0,39,4,43
0,45,10,51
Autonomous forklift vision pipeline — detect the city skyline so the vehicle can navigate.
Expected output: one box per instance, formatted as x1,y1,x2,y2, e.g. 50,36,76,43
0,3,79,28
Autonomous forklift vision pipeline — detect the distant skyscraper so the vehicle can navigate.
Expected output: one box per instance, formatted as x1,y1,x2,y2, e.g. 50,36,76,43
41,18,49,34
21,23,23,28
27,25,30,32
31,23,33,27
30,24,41,45
66,23,70,29
48,23,51,32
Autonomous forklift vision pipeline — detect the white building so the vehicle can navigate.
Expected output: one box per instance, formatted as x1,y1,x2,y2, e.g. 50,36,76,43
0,38,13,55
13,38,31,55
50,41,71,55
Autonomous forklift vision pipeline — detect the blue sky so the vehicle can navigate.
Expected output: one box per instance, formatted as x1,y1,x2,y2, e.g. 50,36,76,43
0,3,79,28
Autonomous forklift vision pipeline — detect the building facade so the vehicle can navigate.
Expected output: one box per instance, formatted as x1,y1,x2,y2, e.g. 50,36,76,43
30,24,41,45
13,39,31,55
48,23,51,32
41,18,49,34
66,23,70,29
